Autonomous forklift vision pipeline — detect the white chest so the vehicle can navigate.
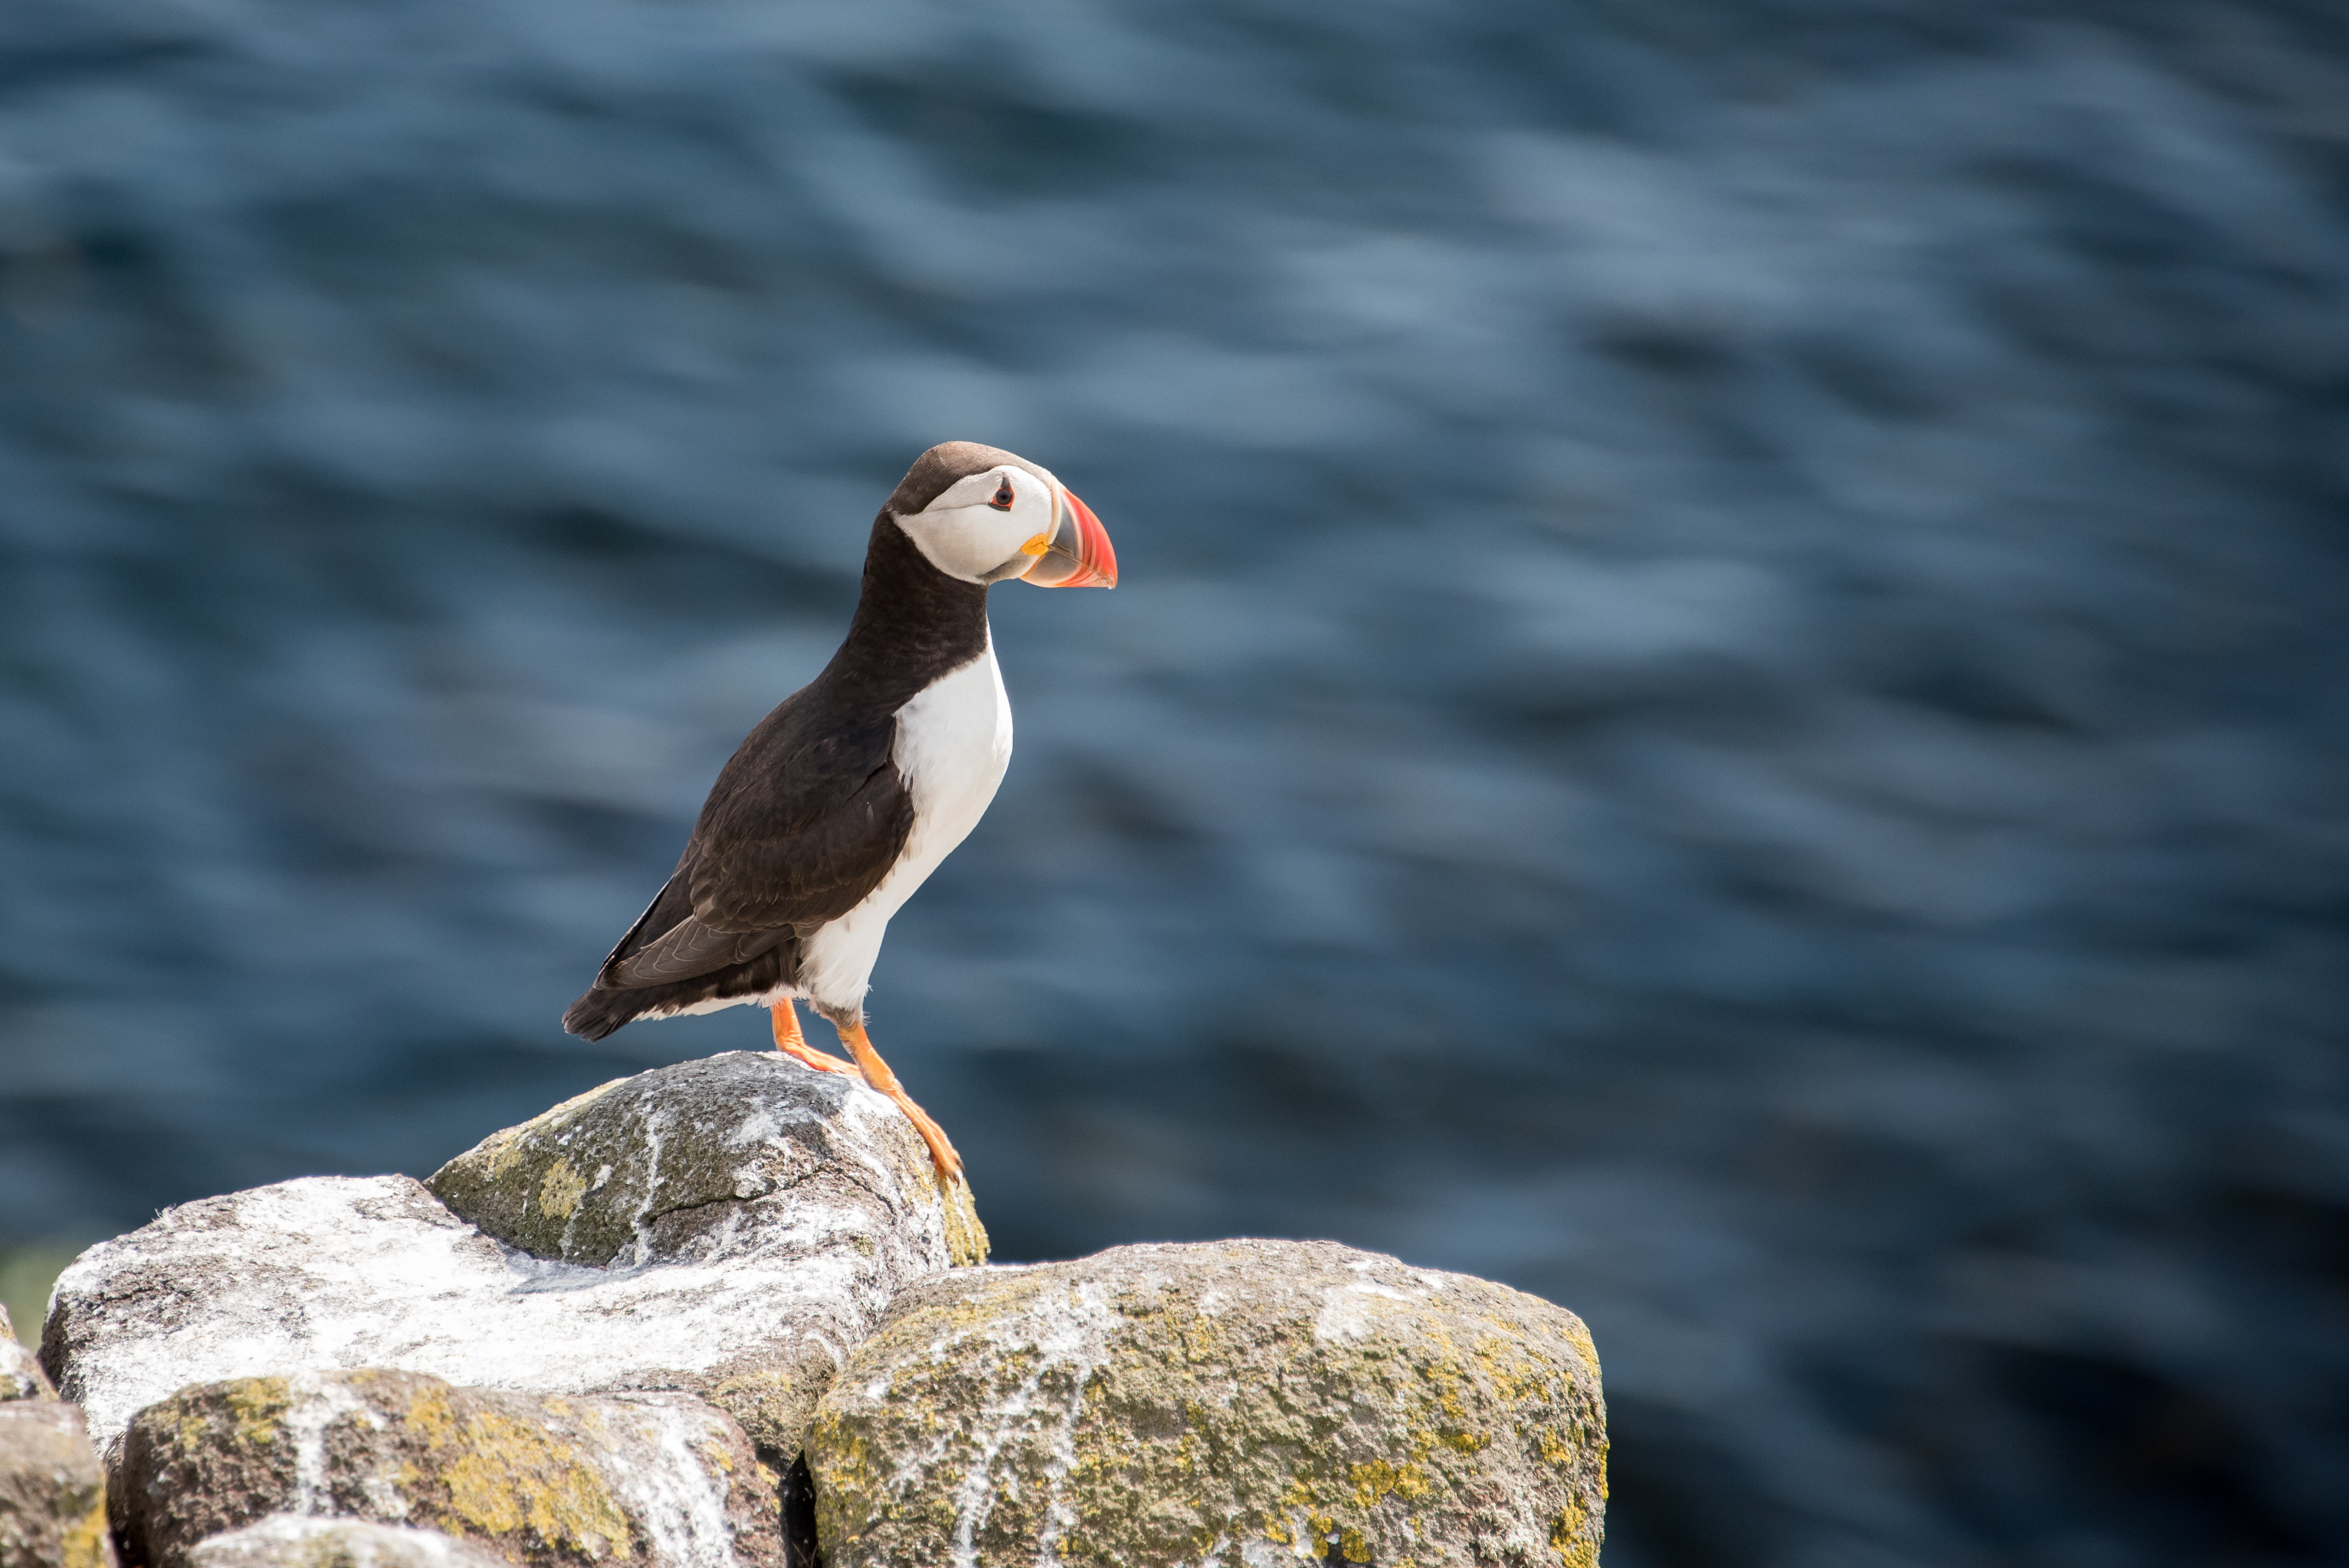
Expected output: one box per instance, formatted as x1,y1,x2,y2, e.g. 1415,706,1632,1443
793,639,1013,1011
891,640,1015,858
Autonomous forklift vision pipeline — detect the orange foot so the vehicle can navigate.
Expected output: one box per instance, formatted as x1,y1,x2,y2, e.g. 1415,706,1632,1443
835,1018,964,1186
770,1000,854,1074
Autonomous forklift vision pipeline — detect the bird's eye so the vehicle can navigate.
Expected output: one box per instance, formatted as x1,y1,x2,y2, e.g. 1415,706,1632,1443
989,479,1016,511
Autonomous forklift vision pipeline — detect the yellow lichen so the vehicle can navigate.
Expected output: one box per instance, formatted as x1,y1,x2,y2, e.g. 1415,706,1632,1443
380,1382,634,1559
1550,1501,1599,1568
61,1498,112,1568
455,1079,619,1187
402,1382,459,1447
1347,1459,1431,1507
810,1420,895,1553
188,1377,291,1452
469,1129,529,1183
943,1180,991,1267
437,1408,631,1555
1559,1318,1600,1379
1472,1333,1552,1406
538,1161,588,1221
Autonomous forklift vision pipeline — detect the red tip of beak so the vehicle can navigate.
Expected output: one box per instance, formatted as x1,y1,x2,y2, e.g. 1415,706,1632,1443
1064,489,1116,588
1030,488,1117,588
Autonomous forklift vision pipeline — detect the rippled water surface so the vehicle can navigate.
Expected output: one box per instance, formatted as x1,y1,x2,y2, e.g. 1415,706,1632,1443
4,2,2347,1563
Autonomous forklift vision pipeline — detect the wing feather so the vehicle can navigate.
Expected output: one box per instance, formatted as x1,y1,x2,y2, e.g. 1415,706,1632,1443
687,758,914,932
581,687,920,998
603,917,785,988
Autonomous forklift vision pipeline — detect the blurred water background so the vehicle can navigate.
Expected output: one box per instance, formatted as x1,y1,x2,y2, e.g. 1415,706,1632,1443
3,0,2347,1562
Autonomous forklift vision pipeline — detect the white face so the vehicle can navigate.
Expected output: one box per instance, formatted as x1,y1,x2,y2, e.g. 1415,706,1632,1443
895,464,1061,585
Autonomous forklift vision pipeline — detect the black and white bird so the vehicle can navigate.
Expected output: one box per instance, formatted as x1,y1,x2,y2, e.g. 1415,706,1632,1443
563,442,1117,1184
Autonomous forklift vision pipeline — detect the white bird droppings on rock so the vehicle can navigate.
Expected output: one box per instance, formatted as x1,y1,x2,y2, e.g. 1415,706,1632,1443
44,1053,977,1464
116,1369,780,1568
809,1239,1607,1568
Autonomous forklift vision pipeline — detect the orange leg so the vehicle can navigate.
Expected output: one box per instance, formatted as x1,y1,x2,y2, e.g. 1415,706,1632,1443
771,999,854,1075
834,1018,964,1185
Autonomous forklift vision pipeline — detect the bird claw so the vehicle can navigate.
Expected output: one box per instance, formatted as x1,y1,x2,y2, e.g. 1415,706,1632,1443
897,1100,966,1187
833,1017,965,1187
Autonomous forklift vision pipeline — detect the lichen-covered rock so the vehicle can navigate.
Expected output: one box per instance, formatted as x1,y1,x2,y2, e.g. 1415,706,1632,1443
425,1054,985,1272
0,1403,117,1568
46,1054,974,1463
0,1307,53,1404
808,1240,1606,1568
187,1518,512,1568
0,1347,51,1407
118,1370,777,1568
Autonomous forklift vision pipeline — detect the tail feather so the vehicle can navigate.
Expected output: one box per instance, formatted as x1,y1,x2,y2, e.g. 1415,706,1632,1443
562,987,643,1042
560,939,797,1041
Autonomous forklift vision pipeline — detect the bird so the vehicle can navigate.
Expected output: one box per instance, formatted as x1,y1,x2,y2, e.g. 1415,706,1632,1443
563,442,1116,1186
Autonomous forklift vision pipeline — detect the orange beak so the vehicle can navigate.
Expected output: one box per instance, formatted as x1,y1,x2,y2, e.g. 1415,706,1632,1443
1023,487,1118,588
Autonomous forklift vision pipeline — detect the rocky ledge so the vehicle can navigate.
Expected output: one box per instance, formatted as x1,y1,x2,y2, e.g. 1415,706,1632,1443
8,1053,1604,1568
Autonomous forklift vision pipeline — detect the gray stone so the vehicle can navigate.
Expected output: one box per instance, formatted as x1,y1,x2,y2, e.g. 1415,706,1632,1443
0,1346,51,1407
118,1370,776,1568
808,1240,1606,1568
424,1050,985,1272
188,1518,512,1568
0,1307,52,1404
45,1053,975,1463
0,1403,116,1568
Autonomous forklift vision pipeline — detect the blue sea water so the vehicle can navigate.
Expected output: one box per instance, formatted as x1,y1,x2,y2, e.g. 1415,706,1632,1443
2,1,2346,1562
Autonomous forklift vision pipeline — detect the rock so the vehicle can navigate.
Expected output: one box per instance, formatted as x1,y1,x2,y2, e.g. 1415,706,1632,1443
808,1240,1606,1568
117,1370,777,1568
0,1307,53,1403
45,1054,975,1463
187,1518,512,1568
0,1346,51,1406
424,1054,986,1272
0,1403,116,1568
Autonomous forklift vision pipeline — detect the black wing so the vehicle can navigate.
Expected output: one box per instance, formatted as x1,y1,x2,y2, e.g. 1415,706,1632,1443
594,692,916,991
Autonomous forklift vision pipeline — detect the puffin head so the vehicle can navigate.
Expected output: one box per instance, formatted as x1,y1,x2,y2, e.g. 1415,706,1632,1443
883,441,1117,590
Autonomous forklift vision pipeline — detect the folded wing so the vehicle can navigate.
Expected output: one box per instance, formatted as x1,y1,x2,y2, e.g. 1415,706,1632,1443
592,701,917,992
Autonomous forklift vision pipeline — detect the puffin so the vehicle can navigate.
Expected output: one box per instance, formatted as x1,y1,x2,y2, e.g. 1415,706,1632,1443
563,442,1116,1186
